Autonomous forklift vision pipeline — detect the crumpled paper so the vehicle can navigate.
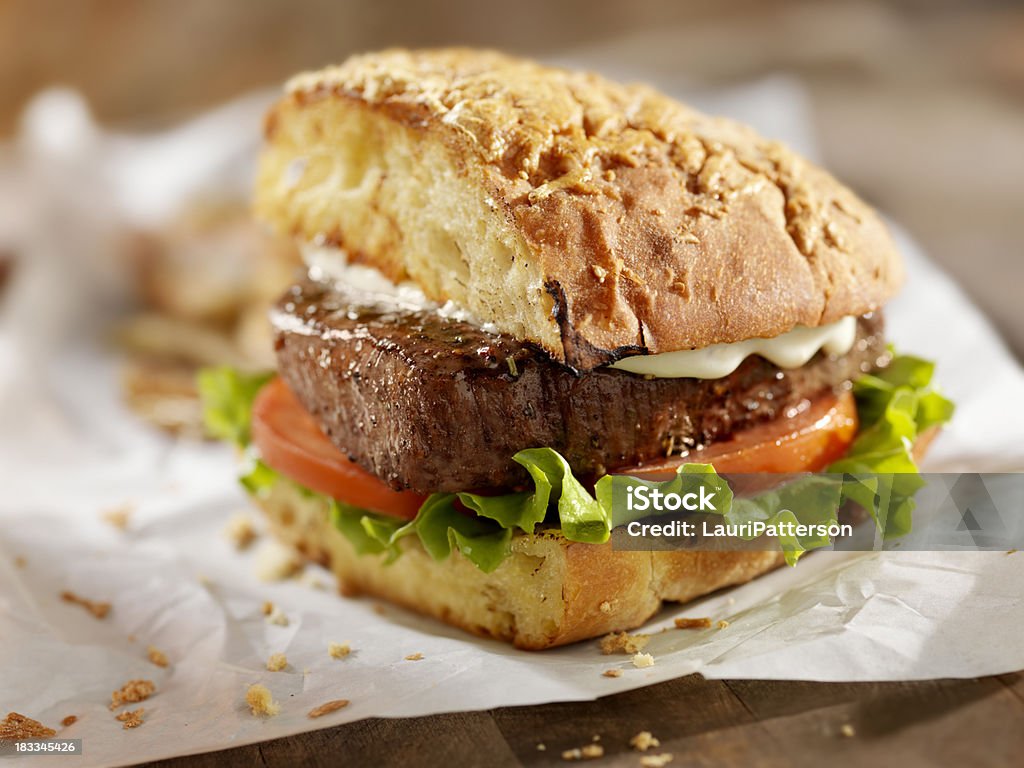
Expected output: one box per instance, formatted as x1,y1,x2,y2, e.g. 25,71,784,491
1,72,1023,768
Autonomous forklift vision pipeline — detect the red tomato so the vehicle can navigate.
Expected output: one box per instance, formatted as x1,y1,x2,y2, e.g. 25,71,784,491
251,378,427,519
610,391,859,481
253,377,857,519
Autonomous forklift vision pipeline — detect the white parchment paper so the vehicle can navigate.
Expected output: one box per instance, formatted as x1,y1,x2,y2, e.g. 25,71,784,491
1,75,1023,768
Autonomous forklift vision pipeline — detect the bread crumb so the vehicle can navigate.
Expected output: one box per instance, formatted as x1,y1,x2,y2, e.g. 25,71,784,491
562,744,604,760
632,652,655,668
598,600,612,613
254,541,302,582
1007,549,1018,555
61,590,111,619
147,646,169,668
404,652,424,661
536,743,546,751
591,265,608,283
602,669,622,678
225,513,258,550
717,620,730,629
245,684,280,717
266,653,288,672
307,699,349,718
115,709,145,729
300,572,326,590
373,603,387,615
261,600,274,616
265,605,289,627
127,634,137,643
640,754,674,767
630,731,661,751
599,631,649,655
674,617,712,630
60,715,77,728
328,642,351,659
110,680,155,710
0,712,56,741
101,504,133,531
840,723,856,738
13,556,26,569
592,734,600,742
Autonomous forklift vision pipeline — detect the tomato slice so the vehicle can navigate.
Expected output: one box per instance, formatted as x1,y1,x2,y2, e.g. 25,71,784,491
251,378,427,520
252,376,857,519
610,391,859,481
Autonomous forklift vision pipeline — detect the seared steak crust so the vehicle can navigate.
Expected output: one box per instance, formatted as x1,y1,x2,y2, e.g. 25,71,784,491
273,279,886,494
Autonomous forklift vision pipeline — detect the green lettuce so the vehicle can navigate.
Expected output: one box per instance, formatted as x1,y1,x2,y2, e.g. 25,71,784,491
197,367,272,447
198,352,953,573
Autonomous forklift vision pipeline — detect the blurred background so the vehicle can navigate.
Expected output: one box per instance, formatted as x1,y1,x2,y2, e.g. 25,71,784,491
1,0,1021,386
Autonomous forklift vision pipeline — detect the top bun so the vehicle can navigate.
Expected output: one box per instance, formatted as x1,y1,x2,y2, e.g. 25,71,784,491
256,48,902,369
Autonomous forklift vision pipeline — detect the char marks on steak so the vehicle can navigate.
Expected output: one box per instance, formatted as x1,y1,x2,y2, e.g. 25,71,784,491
273,278,886,494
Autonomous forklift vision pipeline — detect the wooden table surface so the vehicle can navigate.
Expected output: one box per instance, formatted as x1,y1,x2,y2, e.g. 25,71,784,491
139,673,1024,767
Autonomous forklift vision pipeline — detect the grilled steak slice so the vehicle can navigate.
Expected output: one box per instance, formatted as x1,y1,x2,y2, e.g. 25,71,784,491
273,278,886,494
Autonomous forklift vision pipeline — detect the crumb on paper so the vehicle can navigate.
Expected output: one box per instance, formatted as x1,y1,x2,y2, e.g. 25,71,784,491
1007,549,1018,555
246,684,280,717
373,603,387,615
13,556,26,569
147,646,169,668
300,572,326,590
717,620,730,630
630,731,661,752
196,574,212,586
674,617,712,630
640,754,674,767
266,653,288,672
115,709,145,729
598,600,612,614
328,642,351,659
262,600,274,616
60,715,77,728
110,680,155,710
265,605,289,627
61,590,111,620
0,712,56,741
632,652,655,669
562,744,604,760
127,635,137,643
307,699,350,719
602,668,622,678
254,541,302,582
599,631,649,655
225,513,258,550
840,723,856,738
101,503,133,531
404,652,424,661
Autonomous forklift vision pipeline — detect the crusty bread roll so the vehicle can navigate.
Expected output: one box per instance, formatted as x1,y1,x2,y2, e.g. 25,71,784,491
256,48,902,368
258,479,784,650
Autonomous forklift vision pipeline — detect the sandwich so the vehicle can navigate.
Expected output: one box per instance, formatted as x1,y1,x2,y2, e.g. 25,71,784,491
199,49,952,649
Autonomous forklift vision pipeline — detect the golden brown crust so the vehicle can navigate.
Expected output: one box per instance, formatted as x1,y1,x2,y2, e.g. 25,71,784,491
255,480,783,650
257,48,903,368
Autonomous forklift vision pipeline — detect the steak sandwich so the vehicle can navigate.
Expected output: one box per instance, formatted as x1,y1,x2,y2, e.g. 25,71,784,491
200,49,952,649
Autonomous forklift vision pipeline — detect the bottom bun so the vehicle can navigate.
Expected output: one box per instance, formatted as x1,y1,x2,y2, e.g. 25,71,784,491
255,480,785,650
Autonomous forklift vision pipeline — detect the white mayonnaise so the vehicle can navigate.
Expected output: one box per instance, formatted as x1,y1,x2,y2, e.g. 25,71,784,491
301,243,492,328
609,316,859,379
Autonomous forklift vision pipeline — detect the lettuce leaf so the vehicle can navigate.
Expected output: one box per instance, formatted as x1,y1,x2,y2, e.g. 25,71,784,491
197,367,272,447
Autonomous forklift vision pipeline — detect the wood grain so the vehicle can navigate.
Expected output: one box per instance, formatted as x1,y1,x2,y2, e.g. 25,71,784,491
136,674,1024,767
